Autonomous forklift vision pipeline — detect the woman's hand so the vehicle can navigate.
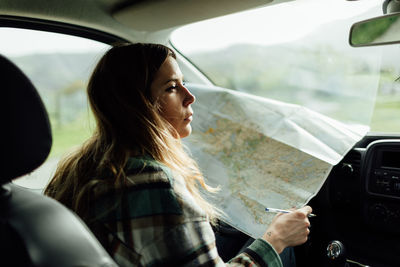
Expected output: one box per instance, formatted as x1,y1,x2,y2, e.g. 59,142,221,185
262,206,312,254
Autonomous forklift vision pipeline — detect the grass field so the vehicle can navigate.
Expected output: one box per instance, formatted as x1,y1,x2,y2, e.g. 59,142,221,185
370,94,400,133
49,112,95,158
47,93,400,161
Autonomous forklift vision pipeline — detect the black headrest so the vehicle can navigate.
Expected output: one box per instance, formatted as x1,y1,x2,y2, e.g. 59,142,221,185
1,55,52,184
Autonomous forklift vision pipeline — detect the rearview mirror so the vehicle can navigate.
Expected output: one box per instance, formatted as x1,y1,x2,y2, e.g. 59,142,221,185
349,12,400,47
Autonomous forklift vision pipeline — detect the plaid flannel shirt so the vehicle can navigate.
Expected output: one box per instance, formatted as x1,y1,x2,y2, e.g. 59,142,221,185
89,156,283,267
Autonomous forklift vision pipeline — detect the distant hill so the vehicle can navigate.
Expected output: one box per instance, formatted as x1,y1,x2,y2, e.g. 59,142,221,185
187,42,377,98
9,52,102,93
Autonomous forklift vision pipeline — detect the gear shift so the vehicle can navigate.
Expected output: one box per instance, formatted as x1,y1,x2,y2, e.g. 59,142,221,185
326,240,347,266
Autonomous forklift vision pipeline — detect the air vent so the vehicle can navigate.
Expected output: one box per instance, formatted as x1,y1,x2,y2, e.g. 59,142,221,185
330,149,363,210
341,149,362,178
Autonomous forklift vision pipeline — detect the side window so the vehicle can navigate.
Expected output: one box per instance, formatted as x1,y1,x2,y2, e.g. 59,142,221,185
0,27,110,192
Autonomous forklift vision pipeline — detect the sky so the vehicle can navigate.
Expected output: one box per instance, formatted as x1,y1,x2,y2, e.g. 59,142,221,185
171,0,381,53
0,0,382,56
0,28,109,56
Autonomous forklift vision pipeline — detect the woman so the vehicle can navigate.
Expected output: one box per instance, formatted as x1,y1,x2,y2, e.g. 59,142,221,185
45,43,312,267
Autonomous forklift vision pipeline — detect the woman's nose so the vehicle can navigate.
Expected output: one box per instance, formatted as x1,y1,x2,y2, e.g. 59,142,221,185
182,85,196,106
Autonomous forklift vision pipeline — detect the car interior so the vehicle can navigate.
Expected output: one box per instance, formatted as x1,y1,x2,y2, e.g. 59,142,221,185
2,0,400,266
0,54,117,266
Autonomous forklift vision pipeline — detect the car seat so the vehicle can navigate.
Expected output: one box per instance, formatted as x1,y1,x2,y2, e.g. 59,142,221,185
0,54,117,267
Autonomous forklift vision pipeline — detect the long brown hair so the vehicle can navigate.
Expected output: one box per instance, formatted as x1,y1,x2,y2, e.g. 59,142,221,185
45,43,218,222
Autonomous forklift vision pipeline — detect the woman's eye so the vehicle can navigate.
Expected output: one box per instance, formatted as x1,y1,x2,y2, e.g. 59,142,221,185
166,85,177,92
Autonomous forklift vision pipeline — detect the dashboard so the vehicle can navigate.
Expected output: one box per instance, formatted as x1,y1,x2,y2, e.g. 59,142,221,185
214,134,400,266
363,140,400,234
302,134,400,267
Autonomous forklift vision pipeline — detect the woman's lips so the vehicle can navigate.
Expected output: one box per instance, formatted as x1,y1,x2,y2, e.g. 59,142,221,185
184,114,193,122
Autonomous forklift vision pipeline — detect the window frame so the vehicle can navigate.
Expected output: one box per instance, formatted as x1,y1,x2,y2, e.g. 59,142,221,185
0,15,127,46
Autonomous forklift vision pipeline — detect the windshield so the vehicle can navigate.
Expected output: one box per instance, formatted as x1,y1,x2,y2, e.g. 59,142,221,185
171,0,400,133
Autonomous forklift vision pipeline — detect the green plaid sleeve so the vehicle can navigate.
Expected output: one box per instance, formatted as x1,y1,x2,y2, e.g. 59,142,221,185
91,156,283,267
138,219,282,267
231,238,283,267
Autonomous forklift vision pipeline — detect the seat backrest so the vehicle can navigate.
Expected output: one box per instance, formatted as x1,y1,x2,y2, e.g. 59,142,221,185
0,55,118,267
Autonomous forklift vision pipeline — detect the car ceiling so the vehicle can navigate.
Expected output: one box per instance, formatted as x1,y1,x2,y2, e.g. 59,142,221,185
0,0,292,43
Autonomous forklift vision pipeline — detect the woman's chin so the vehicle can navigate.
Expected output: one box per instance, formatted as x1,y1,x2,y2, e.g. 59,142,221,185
178,125,192,139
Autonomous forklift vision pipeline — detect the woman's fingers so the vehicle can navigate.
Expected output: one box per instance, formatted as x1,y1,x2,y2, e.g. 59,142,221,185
298,205,312,216
262,206,312,253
